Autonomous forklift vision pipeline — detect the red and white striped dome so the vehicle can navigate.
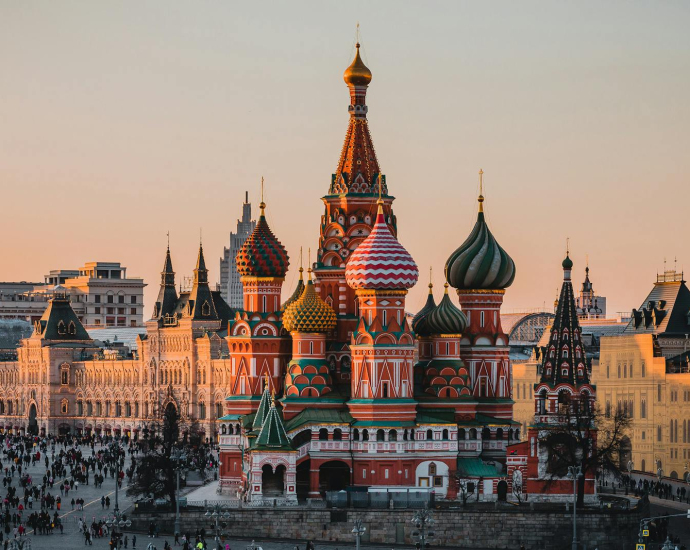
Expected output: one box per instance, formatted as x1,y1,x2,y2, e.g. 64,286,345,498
345,205,419,290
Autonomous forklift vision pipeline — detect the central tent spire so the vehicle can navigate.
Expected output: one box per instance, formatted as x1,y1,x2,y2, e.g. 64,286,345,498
332,38,382,195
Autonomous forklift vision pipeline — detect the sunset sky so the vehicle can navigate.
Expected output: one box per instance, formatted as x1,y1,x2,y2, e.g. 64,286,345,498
1,2,689,317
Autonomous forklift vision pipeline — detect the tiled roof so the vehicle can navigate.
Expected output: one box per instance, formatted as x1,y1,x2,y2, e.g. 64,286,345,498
456,458,505,478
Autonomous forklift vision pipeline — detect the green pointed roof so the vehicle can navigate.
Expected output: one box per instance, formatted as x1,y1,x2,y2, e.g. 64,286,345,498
254,397,291,450
281,267,305,311
426,284,467,335
412,282,436,336
252,380,271,431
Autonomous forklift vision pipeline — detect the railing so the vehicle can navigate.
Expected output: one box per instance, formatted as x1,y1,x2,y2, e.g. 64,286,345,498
326,490,435,509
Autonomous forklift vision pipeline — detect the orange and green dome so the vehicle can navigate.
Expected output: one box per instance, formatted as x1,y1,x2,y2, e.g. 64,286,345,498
236,201,289,278
283,273,337,333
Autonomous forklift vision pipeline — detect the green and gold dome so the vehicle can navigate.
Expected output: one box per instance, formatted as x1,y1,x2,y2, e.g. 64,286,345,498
282,270,337,333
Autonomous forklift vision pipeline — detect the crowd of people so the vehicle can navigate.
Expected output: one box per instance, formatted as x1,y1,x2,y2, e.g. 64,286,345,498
0,431,139,549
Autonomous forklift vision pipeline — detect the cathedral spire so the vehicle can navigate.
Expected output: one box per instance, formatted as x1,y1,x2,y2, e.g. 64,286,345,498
540,253,589,387
152,239,178,320
187,242,218,320
332,40,382,195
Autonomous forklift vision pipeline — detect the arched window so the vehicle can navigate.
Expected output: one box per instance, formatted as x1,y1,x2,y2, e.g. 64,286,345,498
428,463,437,476
426,429,433,440
496,428,503,440
482,427,491,440
469,428,477,440
376,429,385,442
319,428,329,441
333,429,342,441
362,429,369,441
458,428,466,440
353,428,360,441
442,429,449,440
389,429,397,442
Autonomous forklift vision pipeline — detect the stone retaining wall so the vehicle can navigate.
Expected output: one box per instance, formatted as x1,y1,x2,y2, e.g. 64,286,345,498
132,500,648,550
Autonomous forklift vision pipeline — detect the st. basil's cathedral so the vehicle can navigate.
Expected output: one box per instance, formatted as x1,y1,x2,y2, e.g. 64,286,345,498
217,43,522,504
0,41,597,505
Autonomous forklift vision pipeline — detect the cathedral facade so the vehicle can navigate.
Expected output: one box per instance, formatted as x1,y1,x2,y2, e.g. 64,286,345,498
0,42,521,504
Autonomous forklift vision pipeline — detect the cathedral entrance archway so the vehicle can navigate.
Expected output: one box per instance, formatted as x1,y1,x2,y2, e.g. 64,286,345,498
497,480,508,501
262,464,285,497
319,460,350,492
27,404,38,436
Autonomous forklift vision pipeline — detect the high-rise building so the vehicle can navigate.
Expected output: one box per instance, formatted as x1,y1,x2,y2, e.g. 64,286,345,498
220,192,256,308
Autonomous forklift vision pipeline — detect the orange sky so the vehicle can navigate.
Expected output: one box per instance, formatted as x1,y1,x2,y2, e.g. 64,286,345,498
1,2,689,317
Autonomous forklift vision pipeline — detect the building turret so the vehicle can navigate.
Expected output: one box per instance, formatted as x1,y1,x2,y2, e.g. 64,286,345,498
151,244,178,320
236,186,289,313
345,197,418,421
444,171,514,416
313,42,396,347
186,244,219,320
282,267,338,418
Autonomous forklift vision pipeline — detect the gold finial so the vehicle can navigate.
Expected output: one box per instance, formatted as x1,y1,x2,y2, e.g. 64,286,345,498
264,372,269,390
356,22,360,45
260,177,266,215
344,37,372,87
444,282,449,294
271,387,276,407
566,237,570,256
298,247,304,279
307,248,312,280
166,231,170,250
428,266,433,292
478,169,485,212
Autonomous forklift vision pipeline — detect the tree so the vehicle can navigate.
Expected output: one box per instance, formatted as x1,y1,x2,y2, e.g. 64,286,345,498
449,471,475,505
127,404,181,504
543,395,631,506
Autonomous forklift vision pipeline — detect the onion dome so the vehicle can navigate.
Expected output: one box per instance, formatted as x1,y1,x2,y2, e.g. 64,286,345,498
345,204,419,290
445,172,516,290
283,270,337,333
412,282,436,336
426,284,468,335
281,266,305,311
562,254,573,270
236,199,289,278
344,43,372,86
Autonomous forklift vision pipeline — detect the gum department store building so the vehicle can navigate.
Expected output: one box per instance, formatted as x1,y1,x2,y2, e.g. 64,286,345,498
0,44,540,503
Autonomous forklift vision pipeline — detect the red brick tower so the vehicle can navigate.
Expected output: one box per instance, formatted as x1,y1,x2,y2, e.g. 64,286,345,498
313,43,397,368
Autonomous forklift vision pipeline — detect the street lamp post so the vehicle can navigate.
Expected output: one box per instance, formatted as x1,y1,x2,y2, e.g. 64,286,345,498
626,460,634,495
352,518,366,550
567,465,583,550
411,508,435,549
204,503,231,549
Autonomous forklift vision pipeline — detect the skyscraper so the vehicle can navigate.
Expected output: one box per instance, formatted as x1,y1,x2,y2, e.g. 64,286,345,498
220,192,256,308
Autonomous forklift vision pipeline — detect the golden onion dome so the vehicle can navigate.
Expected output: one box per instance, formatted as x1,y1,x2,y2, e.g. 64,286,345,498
344,43,372,86
283,272,337,333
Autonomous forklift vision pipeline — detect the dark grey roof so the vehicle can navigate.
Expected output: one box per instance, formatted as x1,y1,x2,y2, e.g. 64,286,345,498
625,277,690,336
34,296,92,341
